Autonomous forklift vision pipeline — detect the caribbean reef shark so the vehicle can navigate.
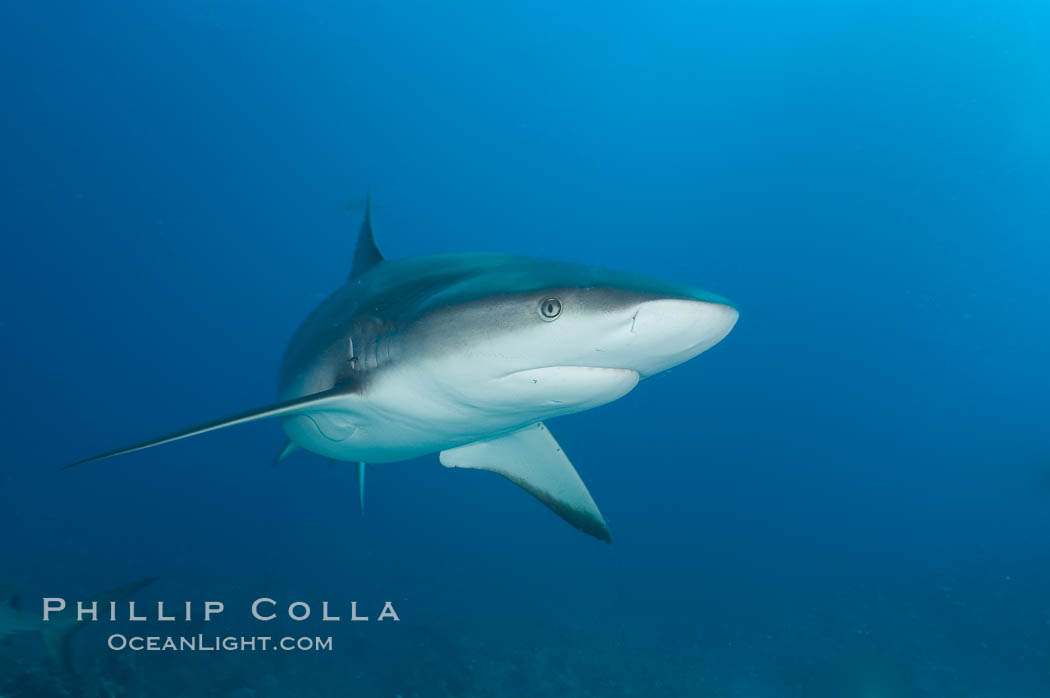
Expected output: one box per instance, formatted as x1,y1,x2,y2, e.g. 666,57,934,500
0,578,154,673
66,204,738,541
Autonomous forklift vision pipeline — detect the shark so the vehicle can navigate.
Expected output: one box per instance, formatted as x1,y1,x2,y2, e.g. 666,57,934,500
0,578,154,673
66,203,738,541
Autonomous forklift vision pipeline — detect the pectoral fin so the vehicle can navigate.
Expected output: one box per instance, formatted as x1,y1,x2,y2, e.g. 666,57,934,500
63,388,358,470
439,423,610,542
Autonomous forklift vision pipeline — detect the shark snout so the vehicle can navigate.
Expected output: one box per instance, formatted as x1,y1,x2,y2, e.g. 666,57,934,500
625,299,738,377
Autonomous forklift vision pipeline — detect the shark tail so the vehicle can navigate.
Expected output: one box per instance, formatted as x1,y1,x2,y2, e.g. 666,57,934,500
42,578,156,675
40,625,78,678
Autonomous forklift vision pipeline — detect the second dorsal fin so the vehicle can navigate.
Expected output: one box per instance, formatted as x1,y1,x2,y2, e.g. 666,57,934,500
349,196,383,280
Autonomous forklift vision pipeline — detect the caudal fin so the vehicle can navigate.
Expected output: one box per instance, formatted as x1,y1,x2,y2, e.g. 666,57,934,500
41,577,156,674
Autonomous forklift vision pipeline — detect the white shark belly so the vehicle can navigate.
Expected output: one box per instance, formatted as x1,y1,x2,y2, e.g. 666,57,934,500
281,411,465,462
281,365,640,463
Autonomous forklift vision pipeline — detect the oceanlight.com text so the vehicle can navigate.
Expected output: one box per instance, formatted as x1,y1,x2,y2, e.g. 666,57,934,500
107,634,334,652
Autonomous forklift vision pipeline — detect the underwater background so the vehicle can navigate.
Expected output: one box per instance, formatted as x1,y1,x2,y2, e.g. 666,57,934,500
2,0,1049,696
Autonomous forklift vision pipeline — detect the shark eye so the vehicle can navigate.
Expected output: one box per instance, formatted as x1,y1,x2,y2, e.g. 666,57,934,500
539,297,562,321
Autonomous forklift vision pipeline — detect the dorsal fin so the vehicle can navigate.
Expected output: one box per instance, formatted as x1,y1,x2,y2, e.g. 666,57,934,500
349,196,383,280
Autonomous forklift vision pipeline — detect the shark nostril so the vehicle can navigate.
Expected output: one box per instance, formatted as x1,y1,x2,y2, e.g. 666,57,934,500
630,311,639,333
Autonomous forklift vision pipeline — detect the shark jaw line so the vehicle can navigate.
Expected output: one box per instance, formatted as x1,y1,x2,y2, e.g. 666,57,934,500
490,366,641,411
500,365,640,380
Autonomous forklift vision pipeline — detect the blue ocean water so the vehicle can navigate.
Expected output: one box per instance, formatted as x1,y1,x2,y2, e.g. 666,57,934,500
2,0,1048,696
